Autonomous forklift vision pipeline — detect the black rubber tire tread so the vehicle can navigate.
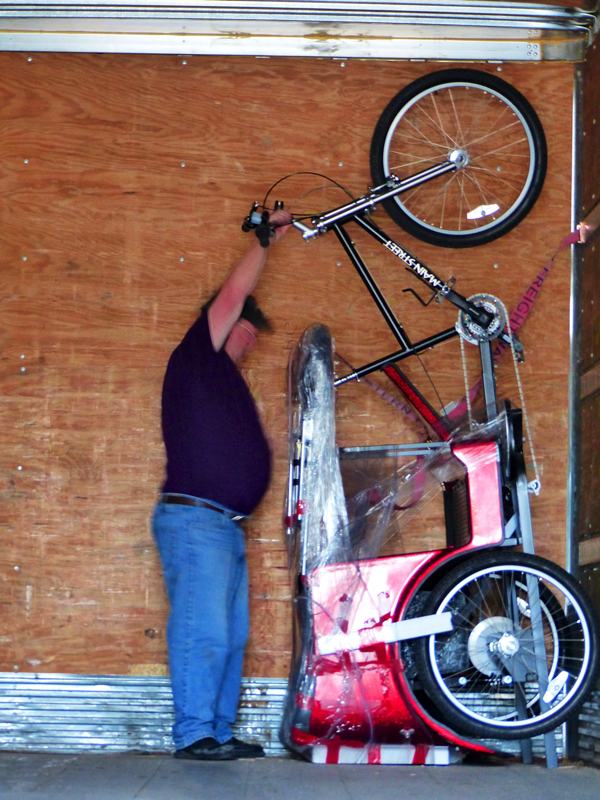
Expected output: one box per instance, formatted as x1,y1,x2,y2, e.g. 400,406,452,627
370,69,547,248
414,550,599,740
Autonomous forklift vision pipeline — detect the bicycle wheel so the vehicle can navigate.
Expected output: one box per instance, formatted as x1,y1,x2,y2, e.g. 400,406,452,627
370,70,547,247
414,551,599,739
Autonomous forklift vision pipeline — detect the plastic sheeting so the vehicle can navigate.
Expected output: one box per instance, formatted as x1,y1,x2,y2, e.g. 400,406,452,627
285,324,350,574
281,324,511,762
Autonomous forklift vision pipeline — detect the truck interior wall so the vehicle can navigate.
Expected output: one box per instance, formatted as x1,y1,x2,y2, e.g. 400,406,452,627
0,53,575,677
577,34,600,569
574,35,600,766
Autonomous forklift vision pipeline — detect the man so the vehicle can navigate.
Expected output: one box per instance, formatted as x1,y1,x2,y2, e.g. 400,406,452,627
153,210,290,761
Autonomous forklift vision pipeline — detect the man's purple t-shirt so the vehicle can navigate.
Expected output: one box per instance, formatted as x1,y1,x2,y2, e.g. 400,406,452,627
160,312,271,516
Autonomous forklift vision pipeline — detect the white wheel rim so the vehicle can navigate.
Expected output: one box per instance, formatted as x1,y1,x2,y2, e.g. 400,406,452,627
382,81,537,238
427,563,592,730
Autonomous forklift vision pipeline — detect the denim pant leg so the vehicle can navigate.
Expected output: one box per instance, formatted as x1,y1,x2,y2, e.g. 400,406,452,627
213,539,249,743
152,503,249,750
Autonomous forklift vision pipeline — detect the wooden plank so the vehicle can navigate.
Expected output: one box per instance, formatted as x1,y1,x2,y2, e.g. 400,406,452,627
581,355,600,400
580,38,600,220
577,391,600,545
579,540,600,567
0,53,575,677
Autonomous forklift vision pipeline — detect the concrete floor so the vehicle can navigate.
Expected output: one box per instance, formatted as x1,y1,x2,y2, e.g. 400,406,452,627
1,752,599,800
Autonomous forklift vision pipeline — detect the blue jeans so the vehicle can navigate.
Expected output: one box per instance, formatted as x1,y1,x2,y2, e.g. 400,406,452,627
152,499,249,749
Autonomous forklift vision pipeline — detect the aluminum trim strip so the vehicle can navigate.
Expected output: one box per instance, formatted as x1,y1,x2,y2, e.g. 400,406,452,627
0,33,556,60
0,2,597,60
0,1,595,24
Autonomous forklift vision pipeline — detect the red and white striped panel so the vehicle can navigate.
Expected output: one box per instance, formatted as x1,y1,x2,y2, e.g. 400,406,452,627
310,743,463,765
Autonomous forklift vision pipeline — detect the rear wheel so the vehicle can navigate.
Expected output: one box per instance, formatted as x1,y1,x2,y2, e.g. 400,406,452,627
370,70,547,247
415,551,599,739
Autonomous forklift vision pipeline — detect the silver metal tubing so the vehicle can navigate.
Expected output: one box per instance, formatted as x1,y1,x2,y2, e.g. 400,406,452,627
340,442,449,459
565,66,583,578
479,341,498,423
314,163,456,232
291,219,318,239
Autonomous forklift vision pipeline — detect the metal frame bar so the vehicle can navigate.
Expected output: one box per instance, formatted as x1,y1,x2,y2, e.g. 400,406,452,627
333,328,458,386
566,65,584,579
339,441,449,458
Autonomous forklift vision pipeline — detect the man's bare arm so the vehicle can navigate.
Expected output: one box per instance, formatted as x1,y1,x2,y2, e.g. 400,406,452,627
208,211,290,350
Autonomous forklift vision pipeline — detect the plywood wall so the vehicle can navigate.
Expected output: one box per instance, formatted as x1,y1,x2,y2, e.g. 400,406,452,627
0,53,574,677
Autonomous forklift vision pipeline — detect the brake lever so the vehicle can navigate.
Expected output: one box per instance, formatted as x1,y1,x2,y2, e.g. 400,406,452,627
241,204,273,247
255,211,273,248
242,201,288,247
241,201,262,232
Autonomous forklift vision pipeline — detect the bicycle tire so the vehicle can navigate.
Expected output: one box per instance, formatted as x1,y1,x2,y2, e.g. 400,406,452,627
370,70,547,248
414,550,599,740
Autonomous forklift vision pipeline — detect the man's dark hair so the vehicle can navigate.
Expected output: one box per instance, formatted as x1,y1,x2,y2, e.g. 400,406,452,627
200,292,272,332
239,294,272,331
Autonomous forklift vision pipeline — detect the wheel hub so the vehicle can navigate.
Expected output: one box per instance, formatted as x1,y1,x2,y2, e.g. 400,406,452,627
467,616,519,675
449,148,469,169
494,632,520,657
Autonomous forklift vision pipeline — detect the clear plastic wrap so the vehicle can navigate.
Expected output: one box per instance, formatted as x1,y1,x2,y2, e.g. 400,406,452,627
339,448,466,562
285,324,350,574
281,325,512,764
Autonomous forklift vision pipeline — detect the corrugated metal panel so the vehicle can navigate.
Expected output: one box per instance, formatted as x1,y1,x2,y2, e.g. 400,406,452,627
577,565,600,765
0,672,562,759
0,673,288,755
578,690,600,767
0,1,597,60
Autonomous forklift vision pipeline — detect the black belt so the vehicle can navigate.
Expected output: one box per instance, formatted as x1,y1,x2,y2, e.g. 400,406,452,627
159,494,247,522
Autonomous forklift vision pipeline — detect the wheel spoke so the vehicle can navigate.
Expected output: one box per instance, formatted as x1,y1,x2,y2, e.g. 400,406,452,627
414,96,460,150
462,118,524,152
387,150,445,173
465,165,529,195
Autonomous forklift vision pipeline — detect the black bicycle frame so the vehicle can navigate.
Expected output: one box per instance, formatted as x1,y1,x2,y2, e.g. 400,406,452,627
242,162,504,432
331,215,460,384
293,174,501,430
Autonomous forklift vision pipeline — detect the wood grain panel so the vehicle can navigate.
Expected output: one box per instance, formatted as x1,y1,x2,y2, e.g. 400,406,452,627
575,36,600,613
578,390,600,544
580,39,600,219
0,53,575,677
578,237,600,387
